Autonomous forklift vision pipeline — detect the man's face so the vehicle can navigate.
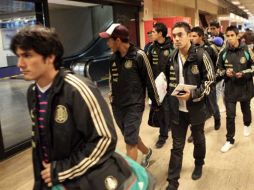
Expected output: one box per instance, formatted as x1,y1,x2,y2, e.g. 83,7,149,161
226,31,238,47
172,27,190,49
151,28,161,42
210,26,219,36
107,38,119,53
148,33,153,43
16,48,53,82
190,32,202,45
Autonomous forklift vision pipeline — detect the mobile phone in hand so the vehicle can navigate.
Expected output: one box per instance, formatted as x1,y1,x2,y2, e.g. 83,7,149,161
177,90,186,96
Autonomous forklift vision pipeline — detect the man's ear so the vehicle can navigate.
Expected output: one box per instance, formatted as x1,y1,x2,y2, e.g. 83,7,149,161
116,38,121,43
46,54,56,65
159,31,163,37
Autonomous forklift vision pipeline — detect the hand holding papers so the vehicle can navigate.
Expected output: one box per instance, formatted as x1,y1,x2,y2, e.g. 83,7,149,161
155,72,167,103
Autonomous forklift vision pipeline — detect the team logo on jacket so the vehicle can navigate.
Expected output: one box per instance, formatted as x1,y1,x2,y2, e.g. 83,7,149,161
191,65,199,74
240,57,247,64
55,105,68,123
105,176,118,190
125,60,133,69
164,50,170,57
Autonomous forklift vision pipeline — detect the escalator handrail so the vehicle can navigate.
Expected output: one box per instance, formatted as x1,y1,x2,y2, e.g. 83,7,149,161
85,55,111,81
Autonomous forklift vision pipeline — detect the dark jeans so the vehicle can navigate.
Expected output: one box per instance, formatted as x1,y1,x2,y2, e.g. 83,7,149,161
167,111,206,188
210,87,220,120
157,94,170,140
225,100,252,144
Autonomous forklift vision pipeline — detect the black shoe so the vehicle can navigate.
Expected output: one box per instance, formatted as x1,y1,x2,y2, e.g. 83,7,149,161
191,165,203,180
214,119,221,130
166,184,178,190
187,135,193,143
155,138,166,148
166,182,179,190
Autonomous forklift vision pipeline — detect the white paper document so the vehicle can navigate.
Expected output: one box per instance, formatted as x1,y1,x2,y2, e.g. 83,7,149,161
171,84,197,96
155,72,167,103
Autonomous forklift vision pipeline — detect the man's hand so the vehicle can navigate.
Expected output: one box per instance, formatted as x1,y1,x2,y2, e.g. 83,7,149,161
235,72,243,78
41,161,52,187
176,88,190,101
226,69,234,78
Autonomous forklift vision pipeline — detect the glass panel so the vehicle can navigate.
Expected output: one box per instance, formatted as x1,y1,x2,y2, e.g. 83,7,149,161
48,1,113,57
0,80,32,149
0,0,36,153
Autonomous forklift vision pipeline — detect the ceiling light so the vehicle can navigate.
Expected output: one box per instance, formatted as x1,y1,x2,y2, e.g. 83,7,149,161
231,0,240,5
238,5,245,9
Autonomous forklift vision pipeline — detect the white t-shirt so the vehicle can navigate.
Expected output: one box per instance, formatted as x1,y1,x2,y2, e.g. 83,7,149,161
178,53,188,112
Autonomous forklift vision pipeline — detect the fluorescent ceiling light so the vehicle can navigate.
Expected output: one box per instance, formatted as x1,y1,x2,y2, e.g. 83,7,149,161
48,0,97,7
243,9,249,12
231,0,240,5
238,5,245,9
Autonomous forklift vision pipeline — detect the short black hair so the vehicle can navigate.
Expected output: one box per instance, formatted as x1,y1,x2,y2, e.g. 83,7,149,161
226,25,239,36
210,21,220,28
10,25,64,70
172,22,191,34
191,26,204,37
153,22,168,38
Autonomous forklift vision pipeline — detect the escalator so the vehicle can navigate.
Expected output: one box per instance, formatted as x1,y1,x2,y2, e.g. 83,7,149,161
47,3,114,86
63,24,113,87
48,2,139,87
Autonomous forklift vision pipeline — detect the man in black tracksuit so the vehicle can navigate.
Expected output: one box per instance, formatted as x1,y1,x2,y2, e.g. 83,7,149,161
166,22,215,190
147,22,174,148
11,25,141,190
217,26,254,153
100,24,160,167
189,26,221,137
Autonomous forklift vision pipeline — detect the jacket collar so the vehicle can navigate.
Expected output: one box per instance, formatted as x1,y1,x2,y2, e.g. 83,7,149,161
154,37,173,50
172,44,197,63
115,43,137,60
227,41,245,51
50,69,67,94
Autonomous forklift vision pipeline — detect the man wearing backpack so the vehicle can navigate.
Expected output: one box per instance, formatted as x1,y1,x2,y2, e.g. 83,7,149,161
217,25,254,153
147,22,174,148
190,26,221,129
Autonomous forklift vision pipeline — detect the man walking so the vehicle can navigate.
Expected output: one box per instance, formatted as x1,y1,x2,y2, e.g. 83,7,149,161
99,24,160,167
166,22,215,190
147,22,174,148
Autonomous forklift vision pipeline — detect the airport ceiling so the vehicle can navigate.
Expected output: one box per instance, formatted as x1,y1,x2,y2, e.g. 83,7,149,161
233,0,254,16
0,0,253,19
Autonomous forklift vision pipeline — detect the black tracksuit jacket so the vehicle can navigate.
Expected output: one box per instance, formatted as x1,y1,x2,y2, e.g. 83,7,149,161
216,44,254,102
28,70,131,190
147,37,174,78
109,44,160,109
167,45,215,125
